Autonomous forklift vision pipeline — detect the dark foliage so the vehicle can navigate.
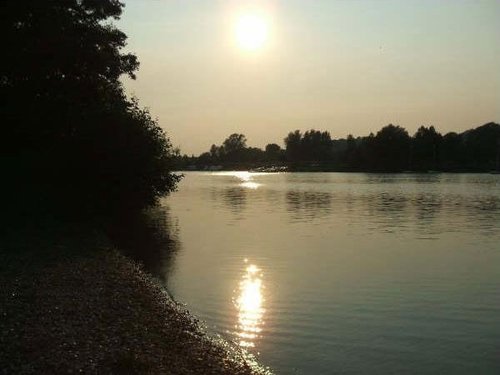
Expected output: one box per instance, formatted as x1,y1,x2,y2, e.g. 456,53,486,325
221,133,248,162
1,0,180,216
264,143,283,162
411,126,442,171
372,125,411,172
176,122,500,172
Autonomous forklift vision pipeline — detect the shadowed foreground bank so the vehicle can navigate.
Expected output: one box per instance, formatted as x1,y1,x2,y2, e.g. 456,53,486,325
0,248,271,374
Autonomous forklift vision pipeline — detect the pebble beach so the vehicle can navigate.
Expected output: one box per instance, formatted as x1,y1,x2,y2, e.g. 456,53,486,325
0,249,272,374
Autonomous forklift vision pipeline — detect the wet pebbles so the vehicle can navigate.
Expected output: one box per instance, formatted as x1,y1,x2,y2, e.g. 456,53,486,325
0,251,272,374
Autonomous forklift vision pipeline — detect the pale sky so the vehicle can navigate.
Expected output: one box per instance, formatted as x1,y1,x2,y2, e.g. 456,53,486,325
118,0,500,155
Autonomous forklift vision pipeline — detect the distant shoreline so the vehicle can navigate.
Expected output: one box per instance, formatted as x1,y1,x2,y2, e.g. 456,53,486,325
174,123,500,174
176,166,500,174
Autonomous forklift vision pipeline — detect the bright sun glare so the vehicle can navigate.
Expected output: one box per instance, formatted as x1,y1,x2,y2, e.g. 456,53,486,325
235,263,265,348
235,13,269,51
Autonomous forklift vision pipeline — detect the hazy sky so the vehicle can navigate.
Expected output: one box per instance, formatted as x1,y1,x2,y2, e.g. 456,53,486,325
118,0,500,155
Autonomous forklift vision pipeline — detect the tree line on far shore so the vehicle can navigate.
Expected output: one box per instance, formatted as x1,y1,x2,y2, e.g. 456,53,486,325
174,122,500,172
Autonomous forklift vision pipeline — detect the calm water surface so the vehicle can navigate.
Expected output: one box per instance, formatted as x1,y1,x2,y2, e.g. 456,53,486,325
158,172,500,374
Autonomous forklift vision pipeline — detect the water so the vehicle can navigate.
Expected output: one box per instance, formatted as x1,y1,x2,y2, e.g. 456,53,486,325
158,172,500,374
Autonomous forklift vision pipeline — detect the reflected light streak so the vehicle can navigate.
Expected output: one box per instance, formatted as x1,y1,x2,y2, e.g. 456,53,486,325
234,263,265,348
213,171,265,189
240,181,261,189
234,171,252,181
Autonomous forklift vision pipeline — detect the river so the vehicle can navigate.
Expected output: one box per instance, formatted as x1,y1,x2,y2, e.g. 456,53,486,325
157,172,500,374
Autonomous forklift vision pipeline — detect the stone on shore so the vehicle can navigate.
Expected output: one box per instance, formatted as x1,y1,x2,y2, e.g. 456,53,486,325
0,250,272,374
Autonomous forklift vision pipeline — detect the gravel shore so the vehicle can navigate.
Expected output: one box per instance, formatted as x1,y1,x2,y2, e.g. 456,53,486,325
0,250,272,374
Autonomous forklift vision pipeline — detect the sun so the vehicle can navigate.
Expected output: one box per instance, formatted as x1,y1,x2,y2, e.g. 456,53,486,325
235,13,269,52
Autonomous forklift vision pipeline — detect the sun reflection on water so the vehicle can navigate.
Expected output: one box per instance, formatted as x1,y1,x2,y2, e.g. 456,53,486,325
213,171,263,189
234,262,265,348
240,181,261,189
235,172,262,189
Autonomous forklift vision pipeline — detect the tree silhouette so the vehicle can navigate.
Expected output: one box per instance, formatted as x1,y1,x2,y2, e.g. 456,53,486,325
220,133,247,163
411,126,442,171
301,130,333,161
1,0,180,215
373,125,411,171
265,143,283,161
462,123,500,170
284,130,302,163
175,123,500,172
223,133,247,154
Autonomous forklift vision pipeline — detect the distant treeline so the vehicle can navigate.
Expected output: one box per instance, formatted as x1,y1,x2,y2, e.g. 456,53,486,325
174,122,500,172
